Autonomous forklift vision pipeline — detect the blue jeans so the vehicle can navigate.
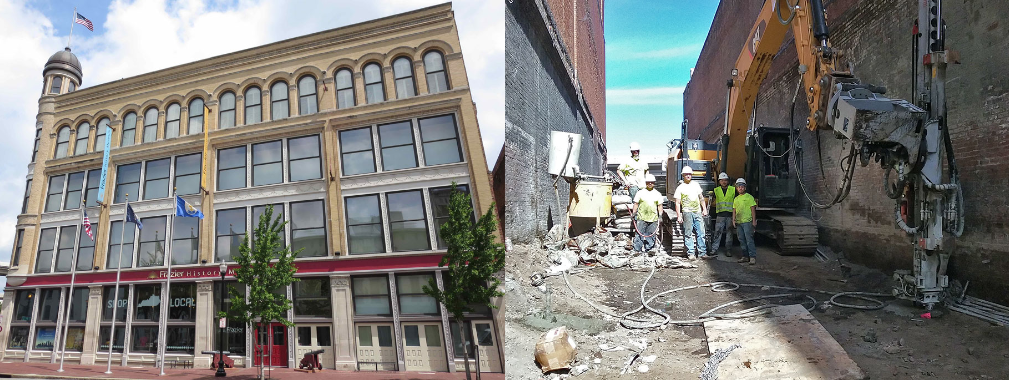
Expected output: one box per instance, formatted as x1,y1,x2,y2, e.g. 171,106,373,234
682,212,707,257
736,222,757,258
633,219,658,252
629,186,639,201
711,216,732,253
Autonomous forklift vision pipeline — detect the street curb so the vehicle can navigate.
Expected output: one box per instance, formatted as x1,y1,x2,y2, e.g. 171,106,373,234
0,373,143,380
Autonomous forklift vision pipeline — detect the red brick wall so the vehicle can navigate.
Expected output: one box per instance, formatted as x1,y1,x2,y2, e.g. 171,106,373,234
545,0,606,139
686,0,1009,303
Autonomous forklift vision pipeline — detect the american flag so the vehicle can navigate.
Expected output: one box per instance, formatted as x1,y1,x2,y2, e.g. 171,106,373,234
82,210,94,241
75,12,93,32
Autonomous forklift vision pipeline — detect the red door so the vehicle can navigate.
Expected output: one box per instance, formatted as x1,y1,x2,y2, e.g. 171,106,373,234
254,322,288,367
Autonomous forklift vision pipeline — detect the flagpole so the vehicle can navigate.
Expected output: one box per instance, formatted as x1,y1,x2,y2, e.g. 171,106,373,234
57,202,86,372
105,196,130,375
159,189,177,376
68,8,76,50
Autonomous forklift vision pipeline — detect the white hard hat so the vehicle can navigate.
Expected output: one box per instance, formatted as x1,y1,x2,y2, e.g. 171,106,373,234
644,174,656,183
681,166,693,175
718,172,729,180
735,178,746,186
629,142,641,151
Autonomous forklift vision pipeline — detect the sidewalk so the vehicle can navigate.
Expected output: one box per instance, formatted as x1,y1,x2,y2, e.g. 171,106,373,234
0,362,505,380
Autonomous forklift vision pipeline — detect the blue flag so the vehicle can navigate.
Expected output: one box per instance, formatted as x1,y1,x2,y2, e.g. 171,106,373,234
96,124,113,204
176,196,204,218
125,204,143,229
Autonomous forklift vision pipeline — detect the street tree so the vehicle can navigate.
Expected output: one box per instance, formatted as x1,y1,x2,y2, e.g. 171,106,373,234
423,184,505,380
220,205,299,380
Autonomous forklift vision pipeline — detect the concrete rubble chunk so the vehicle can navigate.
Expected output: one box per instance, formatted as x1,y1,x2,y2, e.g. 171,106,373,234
535,326,578,373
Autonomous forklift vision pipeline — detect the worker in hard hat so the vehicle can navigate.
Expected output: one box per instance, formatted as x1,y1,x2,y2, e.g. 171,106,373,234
711,173,736,257
673,165,709,259
732,178,758,265
617,142,649,200
631,174,663,252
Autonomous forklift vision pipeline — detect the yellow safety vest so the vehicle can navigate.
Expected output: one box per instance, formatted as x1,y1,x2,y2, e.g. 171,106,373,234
714,186,736,214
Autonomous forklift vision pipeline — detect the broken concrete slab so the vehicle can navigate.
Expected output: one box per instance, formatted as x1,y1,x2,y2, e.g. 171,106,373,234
704,304,868,379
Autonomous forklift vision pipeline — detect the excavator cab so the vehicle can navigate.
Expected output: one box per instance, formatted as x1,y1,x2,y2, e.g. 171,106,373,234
744,128,799,209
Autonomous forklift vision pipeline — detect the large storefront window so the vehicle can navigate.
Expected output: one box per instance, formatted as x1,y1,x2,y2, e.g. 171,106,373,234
215,281,246,355
131,326,158,353
64,327,85,351
102,286,127,322
34,327,57,351
37,288,61,322
134,285,162,322
99,326,126,352
396,274,438,315
13,289,34,322
8,326,30,350
66,287,89,322
169,284,196,321
294,277,330,317
352,276,390,316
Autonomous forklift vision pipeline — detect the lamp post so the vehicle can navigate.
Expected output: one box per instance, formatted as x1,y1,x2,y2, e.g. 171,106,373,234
216,262,227,377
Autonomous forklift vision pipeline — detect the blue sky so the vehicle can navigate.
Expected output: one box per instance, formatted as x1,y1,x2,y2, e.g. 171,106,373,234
604,0,718,165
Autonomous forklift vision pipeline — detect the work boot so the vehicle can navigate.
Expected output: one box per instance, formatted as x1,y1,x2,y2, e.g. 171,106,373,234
723,250,732,257
701,255,716,260
749,258,756,265
736,257,748,263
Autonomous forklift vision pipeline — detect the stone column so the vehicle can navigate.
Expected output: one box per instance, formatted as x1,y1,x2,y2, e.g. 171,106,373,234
289,84,300,117
329,275,356,370
179,106,190,138
235,95,245,128
388,273,405,371
287,284,296,369
436,271,455,372
383,66,396,101
262,90,272,122
194,281,214,368
320,76,335,111
80,286,103,365
353,72,366,106
445,53,467,90
0,292,13,361
413,60,429,96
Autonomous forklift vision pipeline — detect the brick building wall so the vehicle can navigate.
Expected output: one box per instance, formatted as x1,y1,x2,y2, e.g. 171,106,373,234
505,0,607,243
545,0,607,138
686,0,1009,303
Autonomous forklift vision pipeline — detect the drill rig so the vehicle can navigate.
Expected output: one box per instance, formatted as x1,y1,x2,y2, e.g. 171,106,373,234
705,0,962,309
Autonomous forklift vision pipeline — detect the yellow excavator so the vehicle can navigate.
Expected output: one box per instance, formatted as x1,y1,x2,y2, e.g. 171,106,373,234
670,0,962,309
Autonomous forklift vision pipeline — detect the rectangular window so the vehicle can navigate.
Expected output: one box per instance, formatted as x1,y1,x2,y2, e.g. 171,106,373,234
32,129,41,163
136,216,167,267
64,327,85,351
291,200,326,257
165,327,194,353
131,326,159,353
37,288,61,322
288,135,322,181
345,195,384,254
168,284,196,321
34,327,57,351
387,190,430,251
99,326,126,352
215,281,246,355
218,146,247,191
172,216,199,265
397,274,438,315
339,127,375,176
174,153,202,196
114,163,141,203
102,286,128,322
12,229,25,267
53,226,77,273
357,325,372,346
34,228,57,273
216,208,246,262
84,170,101,207
378,121,418,171
317,326,331,346
77,222,96,270
404,325,419,346
133,285,162,322
297,327,311,346
13,289,34,322
21,179,31,214
251,204,285,249
50,76,62,94
352,276,390,316
143,158,170,200
64,172,85,210
450,321,475,359
419,115,463,166
425,325,442,347
431,185,469,249
45,175,65,212
294,277,331,317
66,287,89,322
107,221,136,269
8,326,30,350
377,326,393,347
252,141,283,186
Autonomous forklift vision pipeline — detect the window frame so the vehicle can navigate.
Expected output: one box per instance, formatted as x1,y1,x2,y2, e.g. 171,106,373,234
215,207,247,263
217,145,248,191
136,216,167,267
165,103,182,139
45,175,66,212
114,162,142,203
270,81,289,120
34,227,57,274
188,98,205,135
251,140,283,187
293,277,331,318
385,190,431,252
142,107,159,143
396,273,440,316
351,276,392,317
392,56,417,99
344,194,385,255
21,179,31,214
363,62,385,104
290,200,327,258
338,127,376,176
95,118,109,152
219,92,236,129
12,229,25,267
287,135,322,182
430,184,471,249
335,68,355,109
49,76,63,94
55,126,71,159
142,158,171,200
297,75,318,115
244,86,262,124
74,122,90,156
418,114,464,166
107,220,137,269
423,50,450,94
171,215,200,265
121,112,137,147
173,153,202,196
32,128,41,162
377,121,419,171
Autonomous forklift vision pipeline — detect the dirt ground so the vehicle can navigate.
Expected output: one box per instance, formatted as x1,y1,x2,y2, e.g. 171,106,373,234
504,237,1009,379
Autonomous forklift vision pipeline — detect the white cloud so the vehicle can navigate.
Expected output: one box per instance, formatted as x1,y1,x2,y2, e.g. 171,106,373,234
607,86,685,106
609,42,702,60
0,0,503,266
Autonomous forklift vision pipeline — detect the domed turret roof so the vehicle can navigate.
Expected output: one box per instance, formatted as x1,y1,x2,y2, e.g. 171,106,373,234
44,47,82,81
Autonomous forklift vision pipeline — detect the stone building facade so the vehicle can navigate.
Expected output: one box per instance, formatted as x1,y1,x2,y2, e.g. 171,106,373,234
0,4,501,373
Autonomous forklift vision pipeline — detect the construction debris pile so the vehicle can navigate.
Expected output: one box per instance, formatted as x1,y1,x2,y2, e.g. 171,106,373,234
542,225,696,272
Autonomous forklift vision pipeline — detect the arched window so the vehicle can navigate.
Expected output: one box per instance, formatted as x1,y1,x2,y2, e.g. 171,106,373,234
188,98,204,135
74,122,90,156
424,51,449,94
298,76,318,115
55,126,70,158
335,69,355,109
271,81,289,120
50,76,63,95
245,87,262,124
219,92,236,129
143,108,158,143
122,112,137,147
68,81,76,92
95,118,109,152
165,103,181,139
393,57,416,99
364,63,385,104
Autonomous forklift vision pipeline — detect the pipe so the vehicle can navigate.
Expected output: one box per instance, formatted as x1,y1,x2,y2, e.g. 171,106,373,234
809,0,830,42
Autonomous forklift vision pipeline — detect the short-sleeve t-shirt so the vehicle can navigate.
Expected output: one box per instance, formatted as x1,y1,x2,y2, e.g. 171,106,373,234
633,188,664,223
618,158,649,188
733,193,757,223
673,181,704,213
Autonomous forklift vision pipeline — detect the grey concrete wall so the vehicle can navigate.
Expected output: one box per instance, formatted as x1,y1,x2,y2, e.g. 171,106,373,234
505,0,606,243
